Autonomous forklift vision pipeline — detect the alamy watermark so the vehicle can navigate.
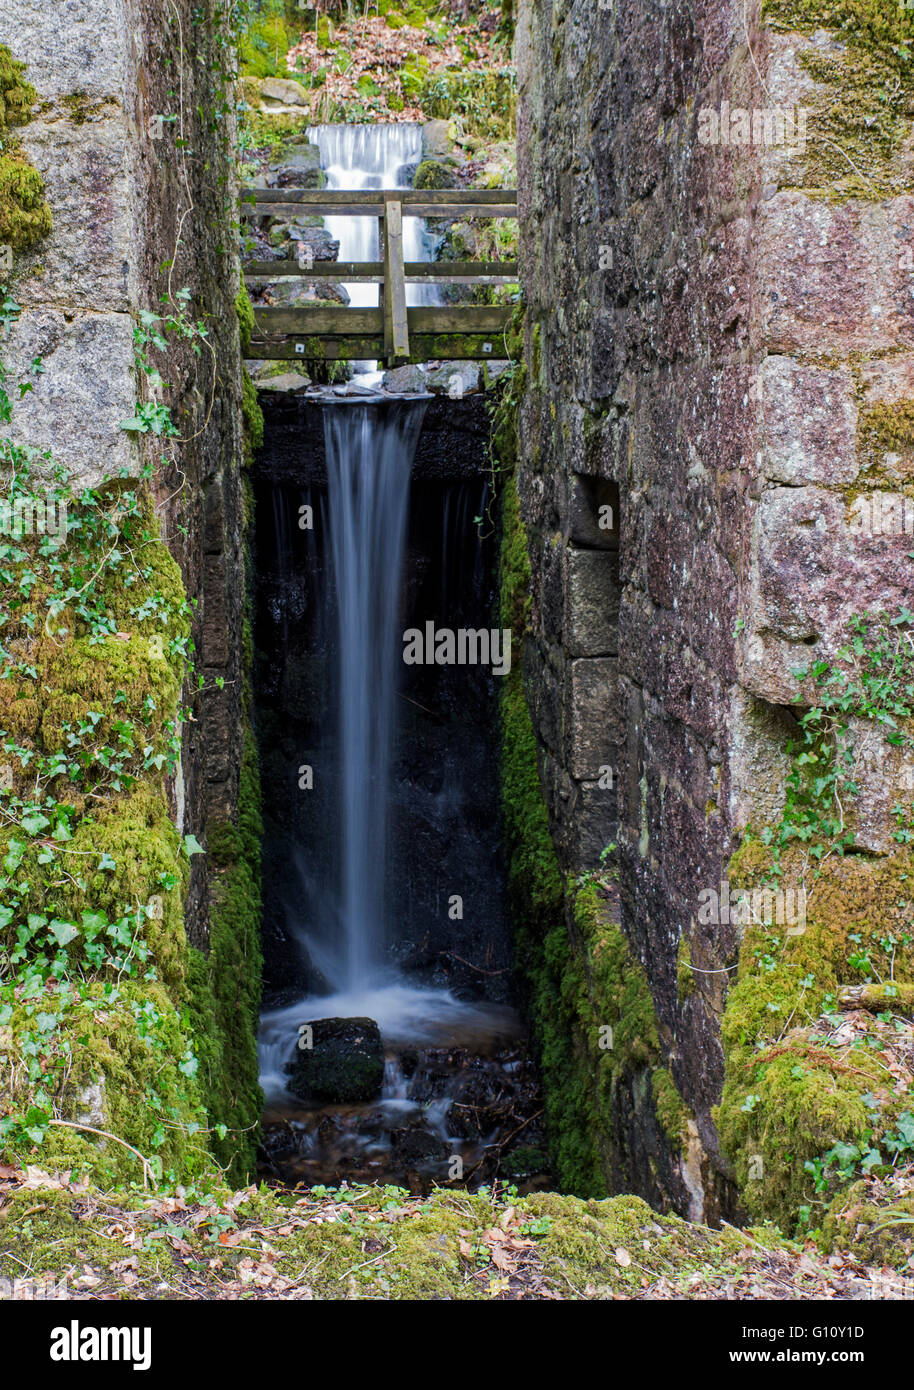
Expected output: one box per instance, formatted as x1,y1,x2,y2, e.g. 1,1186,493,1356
698,102,809,152
402,622,512,677
848,493,914,538
698,879,807,934
0,495,69,544
0,1274,68,1299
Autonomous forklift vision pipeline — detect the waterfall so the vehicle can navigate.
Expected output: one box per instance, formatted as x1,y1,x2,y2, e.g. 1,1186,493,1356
257,125,514,1108
323,400,427,990
307,123,440,312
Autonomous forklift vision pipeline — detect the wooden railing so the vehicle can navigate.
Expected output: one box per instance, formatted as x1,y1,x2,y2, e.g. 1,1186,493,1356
241,188,518,365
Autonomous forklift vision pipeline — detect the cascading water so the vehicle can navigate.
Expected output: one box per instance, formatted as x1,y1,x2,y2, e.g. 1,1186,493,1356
255,125,542,1188
323,401,426,990
306,124,440,310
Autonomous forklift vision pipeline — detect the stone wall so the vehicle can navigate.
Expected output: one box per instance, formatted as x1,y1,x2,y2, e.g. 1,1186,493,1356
514,0,914,1218
0,1,260,1180
0,0,247,949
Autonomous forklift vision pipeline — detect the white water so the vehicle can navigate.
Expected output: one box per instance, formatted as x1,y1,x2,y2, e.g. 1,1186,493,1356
304,123,439,380
324,402,423,990
258,127,507,1104
306,123,440,314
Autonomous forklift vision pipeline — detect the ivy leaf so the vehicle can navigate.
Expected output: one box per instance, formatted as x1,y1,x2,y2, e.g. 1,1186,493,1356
3,840,23,874
183,834,205,858
48,919,79,947
98,852,117,872
20,812,50,836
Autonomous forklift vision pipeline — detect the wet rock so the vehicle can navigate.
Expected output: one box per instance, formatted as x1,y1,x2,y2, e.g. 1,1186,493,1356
269,144,324,189
268,221,339,262
264,277,350,307
383,363,428,393
258,372,311,394
425,361,480,396
413,158,460,191
286,1017,384,1102
390,1120,450,1168
422,120,452,156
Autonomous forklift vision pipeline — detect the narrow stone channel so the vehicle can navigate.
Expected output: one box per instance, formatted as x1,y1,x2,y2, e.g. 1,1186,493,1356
251,126,546,1192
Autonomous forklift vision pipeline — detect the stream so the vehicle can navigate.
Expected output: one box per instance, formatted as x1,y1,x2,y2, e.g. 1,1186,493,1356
254,125,545,1192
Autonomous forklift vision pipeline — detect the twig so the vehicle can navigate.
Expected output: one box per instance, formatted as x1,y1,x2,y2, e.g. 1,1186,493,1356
46,1120,154,1189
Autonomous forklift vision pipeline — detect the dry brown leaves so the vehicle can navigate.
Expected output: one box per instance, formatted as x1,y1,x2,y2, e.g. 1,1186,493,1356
283,16,499,123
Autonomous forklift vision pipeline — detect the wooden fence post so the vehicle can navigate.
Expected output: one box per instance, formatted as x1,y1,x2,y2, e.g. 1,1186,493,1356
382,192,409,364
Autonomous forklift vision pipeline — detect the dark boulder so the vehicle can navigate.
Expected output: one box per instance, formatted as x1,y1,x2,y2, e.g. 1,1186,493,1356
286,1016,384,1103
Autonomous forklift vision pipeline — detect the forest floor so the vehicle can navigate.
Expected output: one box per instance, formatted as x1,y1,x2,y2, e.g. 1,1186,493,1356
0,1167,909,1301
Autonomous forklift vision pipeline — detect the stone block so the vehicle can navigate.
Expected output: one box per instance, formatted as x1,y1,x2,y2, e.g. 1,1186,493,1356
565,547,620,656
566,656,622,779
5,308,139,486
760,356,857,485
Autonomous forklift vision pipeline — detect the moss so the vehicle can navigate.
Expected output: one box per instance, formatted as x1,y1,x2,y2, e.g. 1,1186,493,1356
496,373,684,1196
239,4,293,79
2,981,209,1185
822,1181,914,1267
0,1180,786,1299
762,0,914,200
197,730,263,1182
652,1067,689,1155
413,158,459,190
241,367,264,464
858,399,914,472
717,838,914,1231
0,46,52,254
235,283,255,356
677,933,696,1005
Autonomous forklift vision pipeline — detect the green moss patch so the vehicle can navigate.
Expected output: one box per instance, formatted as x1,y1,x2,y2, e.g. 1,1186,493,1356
0,1176,835,1300
0,46,52,252
717,841,914,1236
763,0,914,200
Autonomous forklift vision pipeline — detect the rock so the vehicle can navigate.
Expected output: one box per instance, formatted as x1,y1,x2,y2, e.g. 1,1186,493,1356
413,158,460,191
260,77,309,107
390,1120,450,1168
396,161,421,186
425,361,480,396
286,1017,384,1102
268,145,325,189
289,224,340,262
336,380,384,397
422,120,451,156
383,363,429,393
265,277,350,307
5,309,139,487
258,372,311,394
482,359,512,388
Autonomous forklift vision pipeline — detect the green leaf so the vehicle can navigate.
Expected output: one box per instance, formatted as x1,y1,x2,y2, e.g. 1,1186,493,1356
183,834,205,857
48,919,79,947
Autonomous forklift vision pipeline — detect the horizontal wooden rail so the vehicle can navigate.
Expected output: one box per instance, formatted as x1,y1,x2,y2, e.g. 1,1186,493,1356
243,259,519,284
243,201,517,219
252,305,512,335
242,188,517,207
241,188,517,364
249,333,509,363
